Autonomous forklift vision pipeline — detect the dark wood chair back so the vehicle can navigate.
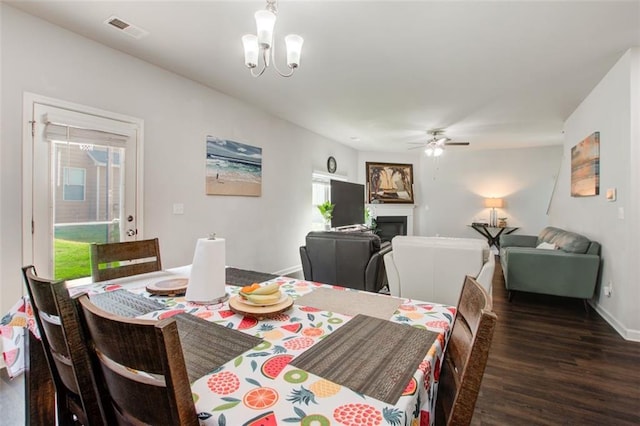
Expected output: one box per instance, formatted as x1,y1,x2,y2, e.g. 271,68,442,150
21,265,105,425
436,275,498,426
90,238,162,282
76,294,198,425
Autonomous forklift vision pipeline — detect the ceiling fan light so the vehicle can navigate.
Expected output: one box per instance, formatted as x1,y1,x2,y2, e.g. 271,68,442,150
433,147,444,156
435,137,448,145
255,9,276,48
242,34,259,68
285,34,304,68
425,147,434,156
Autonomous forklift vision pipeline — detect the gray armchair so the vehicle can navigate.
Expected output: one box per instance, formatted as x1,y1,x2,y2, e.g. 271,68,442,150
299,231,391,293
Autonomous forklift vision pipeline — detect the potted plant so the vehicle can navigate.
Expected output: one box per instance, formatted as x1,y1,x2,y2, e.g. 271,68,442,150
317,201,334,230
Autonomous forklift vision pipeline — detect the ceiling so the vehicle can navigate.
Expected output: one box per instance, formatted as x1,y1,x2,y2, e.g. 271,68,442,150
7,1,640,153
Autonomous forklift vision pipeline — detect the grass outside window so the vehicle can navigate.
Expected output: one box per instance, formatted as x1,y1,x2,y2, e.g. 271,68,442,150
54,223,120,280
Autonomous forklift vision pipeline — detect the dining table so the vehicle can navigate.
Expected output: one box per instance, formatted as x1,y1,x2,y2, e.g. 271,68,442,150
1,266,455,426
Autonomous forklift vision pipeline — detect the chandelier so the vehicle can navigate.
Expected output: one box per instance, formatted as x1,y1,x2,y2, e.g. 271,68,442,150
241,0,304,78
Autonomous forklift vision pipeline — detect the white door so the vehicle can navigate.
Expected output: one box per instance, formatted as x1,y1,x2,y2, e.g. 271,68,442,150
24,95,143,280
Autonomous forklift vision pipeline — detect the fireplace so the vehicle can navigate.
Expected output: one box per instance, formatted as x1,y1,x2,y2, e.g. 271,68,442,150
375,216,408,243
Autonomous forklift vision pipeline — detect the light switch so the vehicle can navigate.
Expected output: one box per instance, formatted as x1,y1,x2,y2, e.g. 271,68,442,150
173,203,184,215
618,207,624,220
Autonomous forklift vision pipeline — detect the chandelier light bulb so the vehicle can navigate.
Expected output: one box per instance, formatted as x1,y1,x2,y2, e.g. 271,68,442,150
255,10,276,48
285,34,304,68
242,35,259,68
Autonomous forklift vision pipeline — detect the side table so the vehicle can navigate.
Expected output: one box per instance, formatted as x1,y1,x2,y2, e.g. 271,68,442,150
469,224,518,250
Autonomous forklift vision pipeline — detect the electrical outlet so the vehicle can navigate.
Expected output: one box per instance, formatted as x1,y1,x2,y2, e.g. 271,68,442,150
604,281,613,297
173,203,184,215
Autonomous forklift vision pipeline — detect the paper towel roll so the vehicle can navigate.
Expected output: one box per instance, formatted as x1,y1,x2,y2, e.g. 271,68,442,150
186,237,227,304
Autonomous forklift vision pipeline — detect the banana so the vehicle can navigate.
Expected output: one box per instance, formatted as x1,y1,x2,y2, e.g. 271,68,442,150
244,291,282,305
250,282,281,295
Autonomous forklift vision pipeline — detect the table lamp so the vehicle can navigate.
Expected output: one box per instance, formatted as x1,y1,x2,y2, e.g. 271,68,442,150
484,198,504,227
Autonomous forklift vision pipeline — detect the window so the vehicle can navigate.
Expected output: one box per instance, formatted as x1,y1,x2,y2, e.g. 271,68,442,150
63,167,86,201
311,171,346,230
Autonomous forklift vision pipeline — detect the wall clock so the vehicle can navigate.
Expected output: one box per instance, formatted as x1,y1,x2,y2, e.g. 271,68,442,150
327,156,337,173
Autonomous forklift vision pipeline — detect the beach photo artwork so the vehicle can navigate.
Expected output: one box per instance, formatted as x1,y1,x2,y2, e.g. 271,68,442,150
206,136,262,196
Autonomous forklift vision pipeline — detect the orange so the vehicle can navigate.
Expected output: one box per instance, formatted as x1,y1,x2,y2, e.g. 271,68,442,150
243,387,279,410
241,283,261,294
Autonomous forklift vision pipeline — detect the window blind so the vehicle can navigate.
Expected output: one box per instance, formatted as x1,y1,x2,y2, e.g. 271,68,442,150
43,108,136,148
44,123,129,147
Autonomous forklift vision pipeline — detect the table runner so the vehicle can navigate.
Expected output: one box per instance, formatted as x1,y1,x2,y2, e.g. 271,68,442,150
173,314,262,382
294,287,402,320
290,314,439,405
225,267,279,287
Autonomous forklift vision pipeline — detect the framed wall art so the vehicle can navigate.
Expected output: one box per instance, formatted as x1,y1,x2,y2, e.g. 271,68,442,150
570,132,599,197
366,162,414,204
206,136,262,196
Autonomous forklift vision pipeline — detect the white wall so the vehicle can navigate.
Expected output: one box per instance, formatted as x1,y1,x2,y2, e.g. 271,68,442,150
553,48,640,340
418,147,562,238
0,4,358,313
358,146,562,239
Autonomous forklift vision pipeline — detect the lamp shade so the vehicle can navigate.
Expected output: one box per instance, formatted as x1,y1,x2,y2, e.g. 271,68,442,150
242,34,259,68
255,10,276,48
285,34,304,68
484,198,504,208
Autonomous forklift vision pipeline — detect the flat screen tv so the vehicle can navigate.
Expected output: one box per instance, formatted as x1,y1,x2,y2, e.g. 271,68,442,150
330,180,365,228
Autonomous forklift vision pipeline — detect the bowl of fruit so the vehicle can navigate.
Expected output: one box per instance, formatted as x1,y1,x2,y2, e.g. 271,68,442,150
230,282,294,319
238,282,285,306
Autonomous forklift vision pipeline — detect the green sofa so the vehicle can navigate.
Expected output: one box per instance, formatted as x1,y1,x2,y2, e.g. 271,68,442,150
499,226,601,302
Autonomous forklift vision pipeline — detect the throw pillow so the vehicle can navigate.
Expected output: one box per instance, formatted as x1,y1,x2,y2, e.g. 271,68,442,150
536,242,557,250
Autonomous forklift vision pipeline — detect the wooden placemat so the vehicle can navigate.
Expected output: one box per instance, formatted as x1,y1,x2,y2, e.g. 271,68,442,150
294,287,402,320
173,313,263,383
228,295,294,320
225,267,279,287
146,278,189,296
290,314,438,405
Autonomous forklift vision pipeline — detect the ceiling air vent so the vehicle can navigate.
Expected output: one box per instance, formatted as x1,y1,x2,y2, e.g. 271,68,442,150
104,16,149,39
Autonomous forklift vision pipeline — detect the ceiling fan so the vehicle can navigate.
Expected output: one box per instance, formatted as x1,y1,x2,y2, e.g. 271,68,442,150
408,130,470,156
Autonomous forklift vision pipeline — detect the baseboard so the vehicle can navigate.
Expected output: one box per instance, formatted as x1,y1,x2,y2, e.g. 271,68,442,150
273,264,302,277
591,301,640,342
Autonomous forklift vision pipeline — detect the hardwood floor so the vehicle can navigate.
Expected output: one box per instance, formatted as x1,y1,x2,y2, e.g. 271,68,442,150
473,258,640,425
1,262,638,425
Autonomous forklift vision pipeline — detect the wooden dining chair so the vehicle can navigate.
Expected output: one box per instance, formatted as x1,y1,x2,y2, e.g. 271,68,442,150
21,265,105,425
90,238,162,282
435,275,498,426
75,293,199,425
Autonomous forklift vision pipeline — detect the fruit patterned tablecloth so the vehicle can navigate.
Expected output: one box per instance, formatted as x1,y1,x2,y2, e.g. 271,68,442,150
1,297,37,376
1,272,454,426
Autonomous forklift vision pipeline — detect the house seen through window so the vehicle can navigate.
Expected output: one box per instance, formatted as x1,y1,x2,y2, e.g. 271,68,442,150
63,167,86,201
